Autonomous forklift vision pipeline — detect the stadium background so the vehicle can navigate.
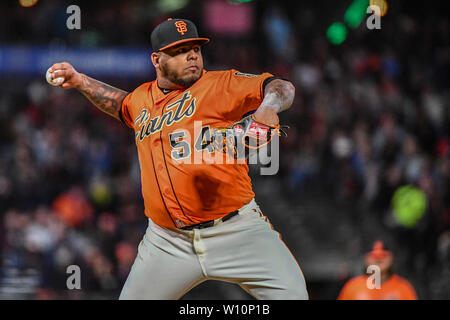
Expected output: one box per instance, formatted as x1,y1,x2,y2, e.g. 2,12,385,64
0,0,449,299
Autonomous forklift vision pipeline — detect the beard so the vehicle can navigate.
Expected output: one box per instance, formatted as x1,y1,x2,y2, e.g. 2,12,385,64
160,62,202,88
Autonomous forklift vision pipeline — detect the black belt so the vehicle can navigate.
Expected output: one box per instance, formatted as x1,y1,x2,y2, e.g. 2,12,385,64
180,210,239,230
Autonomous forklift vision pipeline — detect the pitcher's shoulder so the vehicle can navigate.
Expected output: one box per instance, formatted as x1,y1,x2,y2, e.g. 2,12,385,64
202,69,236,79
133,81,155,94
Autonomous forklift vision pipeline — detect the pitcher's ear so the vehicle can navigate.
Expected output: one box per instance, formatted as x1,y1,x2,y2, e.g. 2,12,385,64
151,52,160,68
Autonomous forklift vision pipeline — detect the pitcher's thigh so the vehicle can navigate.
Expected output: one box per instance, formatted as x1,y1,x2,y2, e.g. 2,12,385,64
206,219,308,300
119,238,204,300
240,233,309,300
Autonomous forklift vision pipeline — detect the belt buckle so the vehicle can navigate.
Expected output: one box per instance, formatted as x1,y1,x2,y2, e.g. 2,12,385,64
197,221,214,229
181,220,213,230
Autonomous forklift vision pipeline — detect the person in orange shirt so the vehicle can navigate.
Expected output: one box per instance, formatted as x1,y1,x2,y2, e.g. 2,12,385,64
338,241,418,300
46,18,308,300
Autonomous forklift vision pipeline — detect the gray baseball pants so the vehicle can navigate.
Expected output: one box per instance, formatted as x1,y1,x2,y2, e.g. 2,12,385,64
119,199,308,300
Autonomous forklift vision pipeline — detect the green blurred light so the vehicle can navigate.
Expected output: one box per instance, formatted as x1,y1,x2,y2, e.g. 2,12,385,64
344,0,370,29
392,185,427,228
157,0,189,13
326,22,348,45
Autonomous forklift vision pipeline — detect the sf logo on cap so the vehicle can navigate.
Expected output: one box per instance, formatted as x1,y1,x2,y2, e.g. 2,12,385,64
175,21,188,35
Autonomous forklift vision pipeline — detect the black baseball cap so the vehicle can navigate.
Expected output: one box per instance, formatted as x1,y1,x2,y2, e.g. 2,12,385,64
151,18,210,52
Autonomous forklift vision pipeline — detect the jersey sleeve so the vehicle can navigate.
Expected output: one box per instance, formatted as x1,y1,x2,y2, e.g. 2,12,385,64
119,92,135,129
225,69,274,117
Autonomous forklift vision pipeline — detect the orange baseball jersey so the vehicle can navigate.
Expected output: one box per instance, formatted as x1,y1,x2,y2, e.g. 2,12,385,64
120,69,274,228
337,274,418,300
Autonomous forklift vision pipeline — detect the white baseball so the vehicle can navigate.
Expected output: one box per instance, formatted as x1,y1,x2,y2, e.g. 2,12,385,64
46,67,65,86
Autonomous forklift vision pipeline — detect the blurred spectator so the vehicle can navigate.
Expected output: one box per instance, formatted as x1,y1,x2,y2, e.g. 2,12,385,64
337,241,418,300
52,187,94,228
115,242,136,283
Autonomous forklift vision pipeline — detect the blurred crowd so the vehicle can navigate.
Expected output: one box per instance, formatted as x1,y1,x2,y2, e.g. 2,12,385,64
0,0,449,299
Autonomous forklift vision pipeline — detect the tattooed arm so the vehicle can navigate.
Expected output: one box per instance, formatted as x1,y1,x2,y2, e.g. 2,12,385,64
253,79,295,126
76,74,128,121
48,62,128,121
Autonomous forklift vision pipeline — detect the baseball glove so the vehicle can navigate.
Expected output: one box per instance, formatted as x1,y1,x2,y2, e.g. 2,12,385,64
212,114,288,159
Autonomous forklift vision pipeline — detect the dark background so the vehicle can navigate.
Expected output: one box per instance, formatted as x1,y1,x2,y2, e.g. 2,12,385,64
0,0,449,299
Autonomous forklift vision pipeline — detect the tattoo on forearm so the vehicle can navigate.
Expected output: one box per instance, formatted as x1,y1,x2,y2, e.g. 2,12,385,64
78,74,128,120
261,79,295,113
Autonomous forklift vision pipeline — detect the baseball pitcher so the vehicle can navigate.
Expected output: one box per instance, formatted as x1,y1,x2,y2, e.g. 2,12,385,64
47,18,308,300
